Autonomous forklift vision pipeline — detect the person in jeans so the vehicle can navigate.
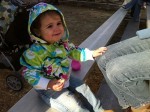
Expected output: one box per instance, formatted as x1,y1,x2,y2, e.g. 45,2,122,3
98,32,150,112
122,0,150,22
20,2,113,112
122,0,137,10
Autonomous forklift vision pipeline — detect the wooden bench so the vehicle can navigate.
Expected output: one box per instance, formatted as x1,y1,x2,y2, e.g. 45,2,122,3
8,4,128,112
121,19,140,40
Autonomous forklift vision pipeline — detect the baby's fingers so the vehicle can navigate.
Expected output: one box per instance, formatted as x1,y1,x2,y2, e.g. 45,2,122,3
99,47,107,51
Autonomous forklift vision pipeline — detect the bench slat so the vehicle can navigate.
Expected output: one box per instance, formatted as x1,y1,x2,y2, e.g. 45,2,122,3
9,89,50,112
80,8,127,49
121,20,139,41
96,80,122,111
73,7,127,80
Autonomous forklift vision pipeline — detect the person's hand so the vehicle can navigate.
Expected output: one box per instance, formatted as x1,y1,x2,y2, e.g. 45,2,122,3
47,79,65,91
92,47,107,58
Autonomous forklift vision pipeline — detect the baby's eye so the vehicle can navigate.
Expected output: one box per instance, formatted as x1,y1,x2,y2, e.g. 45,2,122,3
47,25,53,28
57,22,62,26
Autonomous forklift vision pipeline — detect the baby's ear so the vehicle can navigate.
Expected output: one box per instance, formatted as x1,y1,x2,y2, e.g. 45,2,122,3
33,28,40,37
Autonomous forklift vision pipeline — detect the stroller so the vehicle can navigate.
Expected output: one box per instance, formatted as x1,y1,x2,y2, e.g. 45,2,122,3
0,0,59,91
0,0,33,91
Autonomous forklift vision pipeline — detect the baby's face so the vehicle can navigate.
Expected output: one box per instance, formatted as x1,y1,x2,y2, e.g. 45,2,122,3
38,14,65,44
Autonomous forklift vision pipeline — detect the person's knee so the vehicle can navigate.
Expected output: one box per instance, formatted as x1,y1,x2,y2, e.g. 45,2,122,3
106,59,129,85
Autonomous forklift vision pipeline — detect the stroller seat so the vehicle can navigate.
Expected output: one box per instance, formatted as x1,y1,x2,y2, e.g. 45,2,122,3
0,0,32,69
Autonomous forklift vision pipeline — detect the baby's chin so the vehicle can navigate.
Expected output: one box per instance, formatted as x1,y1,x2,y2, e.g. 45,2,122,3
48,38,61,44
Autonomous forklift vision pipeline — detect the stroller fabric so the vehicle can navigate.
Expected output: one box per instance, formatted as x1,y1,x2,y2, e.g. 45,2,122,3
0,0,17,34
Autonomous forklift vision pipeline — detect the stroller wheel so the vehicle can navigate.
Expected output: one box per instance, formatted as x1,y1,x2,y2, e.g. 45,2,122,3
6,74,23,91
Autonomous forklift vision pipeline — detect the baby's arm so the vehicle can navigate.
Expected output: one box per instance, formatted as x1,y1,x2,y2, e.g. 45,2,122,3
22,67,65,91
68,42,107,61
21,67,50,90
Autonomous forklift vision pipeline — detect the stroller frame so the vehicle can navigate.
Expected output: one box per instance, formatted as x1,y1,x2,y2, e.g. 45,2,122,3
0,32,24,91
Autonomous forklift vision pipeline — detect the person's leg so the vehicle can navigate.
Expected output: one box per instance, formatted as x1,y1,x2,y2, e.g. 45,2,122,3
130,4,136,17
36,88,90,112
132,0,143,22
69,75,104,112
105,49,150,108
98,36,150,109
98,36,150,71
122,0,137,10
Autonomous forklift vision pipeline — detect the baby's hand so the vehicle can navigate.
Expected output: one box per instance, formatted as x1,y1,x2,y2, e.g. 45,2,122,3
47,79,65,91
92,47,107,58
103,110,114,112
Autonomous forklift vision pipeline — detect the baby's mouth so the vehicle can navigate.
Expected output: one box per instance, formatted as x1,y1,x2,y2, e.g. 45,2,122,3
53,33,61,36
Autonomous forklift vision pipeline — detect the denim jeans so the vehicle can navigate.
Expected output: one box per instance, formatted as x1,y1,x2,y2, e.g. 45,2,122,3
132,0,145,22
36,75,104,112
98,36,150,109
123,0,144,22
123,0,137,10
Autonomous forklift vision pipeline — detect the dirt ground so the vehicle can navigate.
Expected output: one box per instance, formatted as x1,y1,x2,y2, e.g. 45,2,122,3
0,4,126,112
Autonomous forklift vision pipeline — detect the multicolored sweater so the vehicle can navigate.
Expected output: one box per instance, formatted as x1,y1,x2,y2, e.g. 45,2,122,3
20,3,94,90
